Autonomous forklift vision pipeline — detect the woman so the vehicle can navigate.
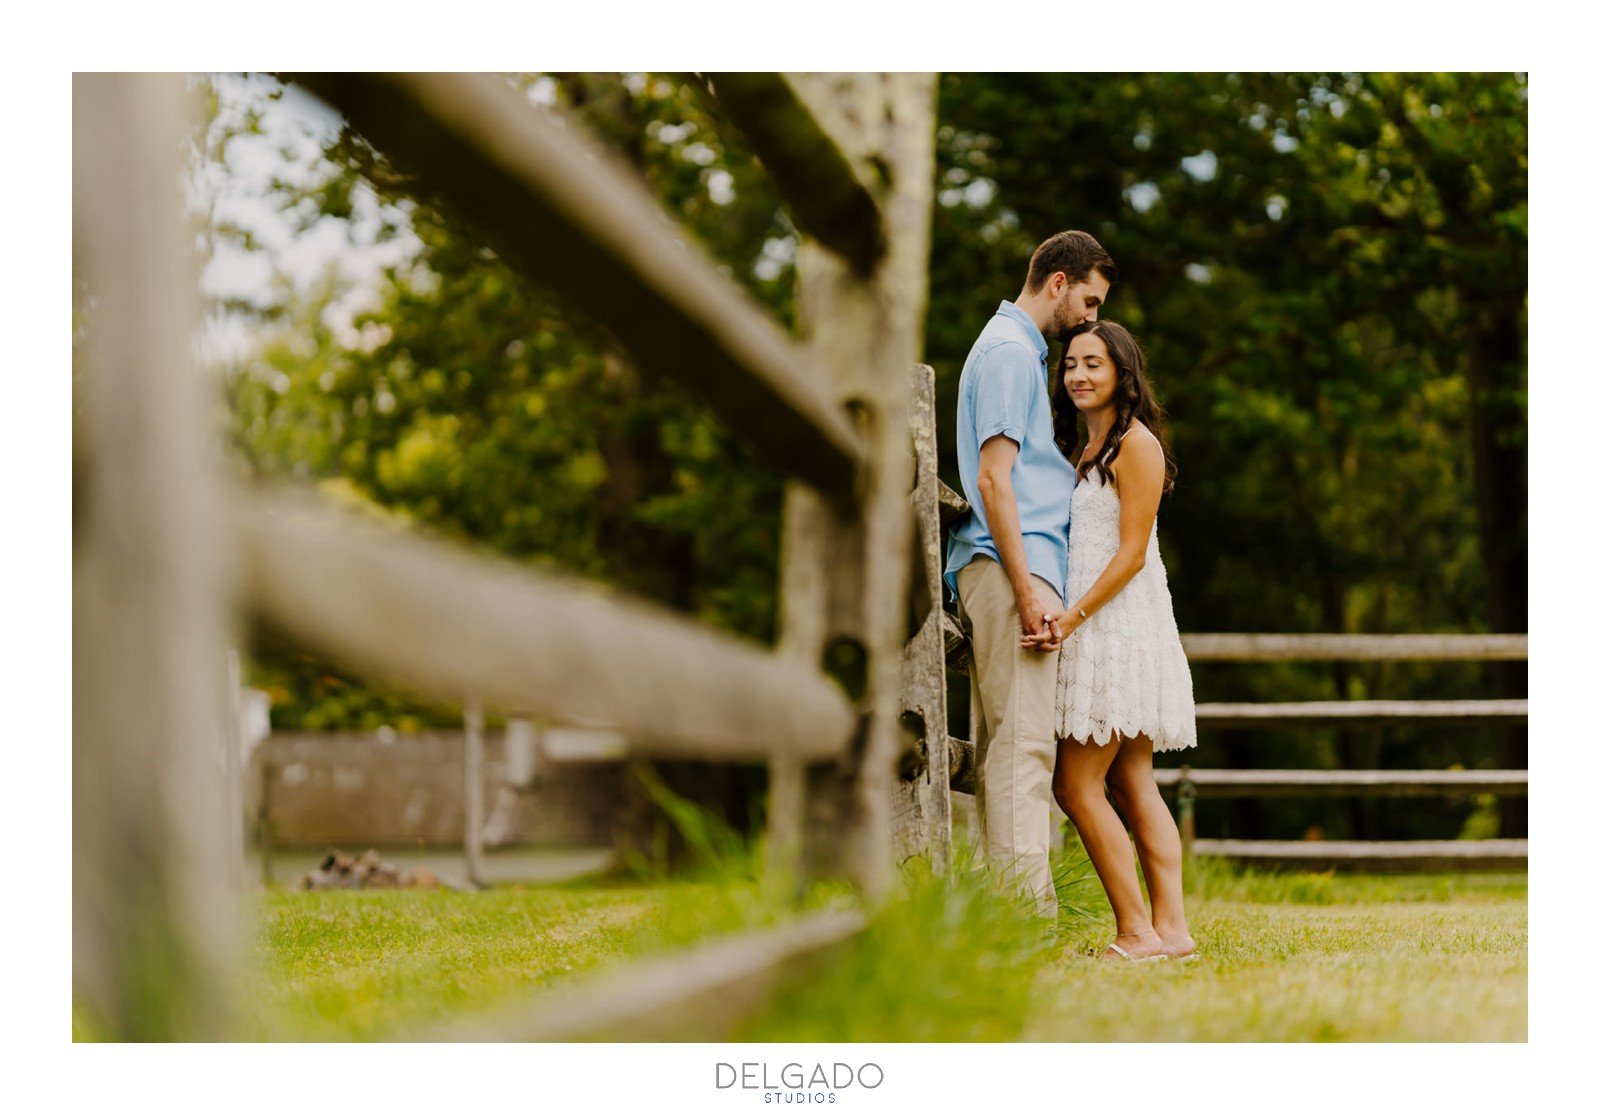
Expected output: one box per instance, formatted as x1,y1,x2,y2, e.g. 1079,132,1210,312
1020,320,1199,961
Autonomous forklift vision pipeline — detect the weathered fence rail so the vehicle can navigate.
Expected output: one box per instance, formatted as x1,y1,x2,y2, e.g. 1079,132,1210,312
1181,633,1529,661
688,73,886,275
1151,768,1528,797
288,72,867,502
1193,699,1528,725
430,907,867,1042
233,484,857,761
1187,839,1529,872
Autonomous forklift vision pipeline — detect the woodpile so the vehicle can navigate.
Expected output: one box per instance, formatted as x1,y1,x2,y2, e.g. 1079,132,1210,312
298,849,440,891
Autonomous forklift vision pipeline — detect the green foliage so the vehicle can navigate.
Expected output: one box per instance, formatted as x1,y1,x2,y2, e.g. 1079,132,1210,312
933,74,1527,837
933,73,1526,638
207,73,1528,843
213,73,796,725
741,851,1051,1042
620,762,761,883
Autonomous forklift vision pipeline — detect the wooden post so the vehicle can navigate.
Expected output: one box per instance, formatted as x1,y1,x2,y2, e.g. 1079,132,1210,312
463,698,487,888
1176,765,1197,869
763,754,806,904
258,762,276,888
896,363,953,872
966,662,983,850
224,649,247,890
505,716,538,789
73,73,236,1039
780,73,937,900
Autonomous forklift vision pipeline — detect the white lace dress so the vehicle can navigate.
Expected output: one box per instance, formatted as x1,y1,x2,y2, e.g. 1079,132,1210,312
1055,466,1198,751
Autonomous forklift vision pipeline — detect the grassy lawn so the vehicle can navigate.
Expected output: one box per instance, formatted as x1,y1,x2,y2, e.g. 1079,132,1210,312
229,876,787,1040
736,856,1525,1043
75,848,1526,1042
1021,864,1526,1042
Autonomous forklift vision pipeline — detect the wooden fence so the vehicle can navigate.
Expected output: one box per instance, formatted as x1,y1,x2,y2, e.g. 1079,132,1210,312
1170,633,1528,871
941,615,1529,871
73,71,941,1041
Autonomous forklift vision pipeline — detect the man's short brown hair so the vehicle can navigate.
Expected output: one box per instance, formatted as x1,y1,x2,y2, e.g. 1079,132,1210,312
1025,230,1117,292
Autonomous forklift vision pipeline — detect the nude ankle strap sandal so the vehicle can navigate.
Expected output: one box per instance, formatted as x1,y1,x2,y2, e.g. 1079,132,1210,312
1105,941,1169,962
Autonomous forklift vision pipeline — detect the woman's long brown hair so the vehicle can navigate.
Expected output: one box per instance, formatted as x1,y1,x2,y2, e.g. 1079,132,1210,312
1051,320,1178,495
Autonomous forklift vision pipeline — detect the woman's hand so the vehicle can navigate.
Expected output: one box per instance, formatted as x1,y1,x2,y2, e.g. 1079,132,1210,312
1020,609,1080,651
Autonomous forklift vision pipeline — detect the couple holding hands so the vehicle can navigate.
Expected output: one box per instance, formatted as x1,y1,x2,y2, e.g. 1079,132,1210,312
946,230,1199,962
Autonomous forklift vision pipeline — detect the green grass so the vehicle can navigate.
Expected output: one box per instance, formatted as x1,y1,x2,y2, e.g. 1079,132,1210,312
229,872,805,1040
242,884,669,1040
733,851,1525,1043
75,819,1526,1042
737,855,1051,1042
1023,861,1526,1042
214,853,1523,1042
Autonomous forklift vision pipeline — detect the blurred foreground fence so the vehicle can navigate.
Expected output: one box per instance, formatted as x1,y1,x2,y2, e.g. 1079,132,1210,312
74,71,940,1041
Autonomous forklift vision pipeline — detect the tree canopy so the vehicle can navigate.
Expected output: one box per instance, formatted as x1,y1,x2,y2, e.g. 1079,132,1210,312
204,72,1526,839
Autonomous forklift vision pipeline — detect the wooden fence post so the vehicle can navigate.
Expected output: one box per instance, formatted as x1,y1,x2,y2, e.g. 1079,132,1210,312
779,73,937,900
73,73,236,1039
258,762,276,888
896,363,953,872
463,698,487,888
1176,765,1197,870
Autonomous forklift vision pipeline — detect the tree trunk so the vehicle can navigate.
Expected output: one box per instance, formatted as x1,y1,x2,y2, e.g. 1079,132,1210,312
1464,308,1528,838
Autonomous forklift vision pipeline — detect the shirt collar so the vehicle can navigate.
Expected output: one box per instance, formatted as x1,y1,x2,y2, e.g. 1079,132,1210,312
996,300,1048,362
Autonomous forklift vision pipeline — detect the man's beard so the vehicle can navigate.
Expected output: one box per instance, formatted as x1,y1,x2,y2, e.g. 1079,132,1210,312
1047,304,1078,341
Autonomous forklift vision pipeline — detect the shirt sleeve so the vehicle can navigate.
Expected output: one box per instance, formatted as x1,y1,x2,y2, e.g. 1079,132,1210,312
971,341,1039,449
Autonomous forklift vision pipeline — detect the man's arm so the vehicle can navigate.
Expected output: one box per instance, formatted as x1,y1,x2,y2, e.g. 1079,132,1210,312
977,434,1062,651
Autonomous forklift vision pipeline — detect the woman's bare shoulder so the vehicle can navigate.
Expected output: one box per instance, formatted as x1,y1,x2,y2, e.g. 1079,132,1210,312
1119,421,1164,464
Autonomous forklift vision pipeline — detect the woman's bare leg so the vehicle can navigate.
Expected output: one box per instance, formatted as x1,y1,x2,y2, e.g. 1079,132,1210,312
1054,735,1163,958
1106,735,1196,957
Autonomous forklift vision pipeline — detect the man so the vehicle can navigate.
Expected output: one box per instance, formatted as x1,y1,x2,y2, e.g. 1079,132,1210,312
945,230,1116,920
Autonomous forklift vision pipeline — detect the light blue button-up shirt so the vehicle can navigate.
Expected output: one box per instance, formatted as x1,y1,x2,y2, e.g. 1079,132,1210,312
944,301,1075,604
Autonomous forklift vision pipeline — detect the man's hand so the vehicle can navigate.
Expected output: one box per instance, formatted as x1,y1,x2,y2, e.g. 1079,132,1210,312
1020,608,1077,651
1016,586,1064,652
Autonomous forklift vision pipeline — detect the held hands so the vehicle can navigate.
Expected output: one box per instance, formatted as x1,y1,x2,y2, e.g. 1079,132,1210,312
1016,589,1068,653
1019,600,1087,651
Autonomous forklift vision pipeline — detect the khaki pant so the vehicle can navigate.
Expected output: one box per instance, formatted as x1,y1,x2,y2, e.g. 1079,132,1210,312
957,555,1062,919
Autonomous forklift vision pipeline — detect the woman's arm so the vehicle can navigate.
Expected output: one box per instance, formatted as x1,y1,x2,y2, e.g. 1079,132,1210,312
1021,428,1164,647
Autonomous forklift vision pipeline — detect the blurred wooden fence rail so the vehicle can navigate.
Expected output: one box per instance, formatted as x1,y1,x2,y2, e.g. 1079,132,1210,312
73,72,940,1041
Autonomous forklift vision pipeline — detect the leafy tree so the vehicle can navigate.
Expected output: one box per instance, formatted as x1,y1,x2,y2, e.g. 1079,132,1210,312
933,73,1526,838
214,73,797,727
208,72,1526,841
